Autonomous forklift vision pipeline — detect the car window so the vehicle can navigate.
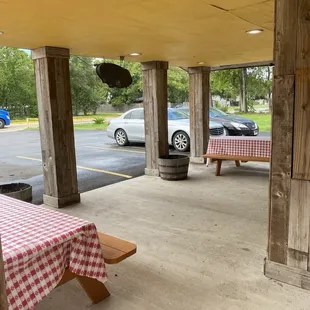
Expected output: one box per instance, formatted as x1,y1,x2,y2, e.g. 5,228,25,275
210,108,227,117
124,112,132,119
130,110,144,120
168,110,188,120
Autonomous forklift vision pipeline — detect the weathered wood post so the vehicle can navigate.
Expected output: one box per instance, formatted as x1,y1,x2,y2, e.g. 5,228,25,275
0,237,8,310
265,0,310,289
32,47,80,208
189,67,210,163
142,61,169,176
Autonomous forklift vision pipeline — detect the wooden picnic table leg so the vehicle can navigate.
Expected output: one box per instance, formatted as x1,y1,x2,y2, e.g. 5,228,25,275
235,160,241,167
76,275,110,304
215,160,222,176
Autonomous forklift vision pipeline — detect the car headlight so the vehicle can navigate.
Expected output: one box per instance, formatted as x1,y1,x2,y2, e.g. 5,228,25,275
226,122,248,129
6,115,10,120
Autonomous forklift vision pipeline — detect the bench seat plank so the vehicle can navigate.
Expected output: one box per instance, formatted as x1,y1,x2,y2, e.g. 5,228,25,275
98,232,137,264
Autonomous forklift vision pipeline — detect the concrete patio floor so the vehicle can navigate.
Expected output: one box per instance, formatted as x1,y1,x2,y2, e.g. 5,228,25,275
37,161,310,310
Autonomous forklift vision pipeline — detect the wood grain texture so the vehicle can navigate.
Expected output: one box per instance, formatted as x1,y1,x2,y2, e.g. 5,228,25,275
57,269,110,304
142,61,169,174
268,75,295,264
265,259,310,290
33,47,80,207
189,66,210,162
0,238,8,310
97,232,137,264
32,46,70,60
76,275,110,304
273,0,298,76
287,180,310,270
292,0,310,179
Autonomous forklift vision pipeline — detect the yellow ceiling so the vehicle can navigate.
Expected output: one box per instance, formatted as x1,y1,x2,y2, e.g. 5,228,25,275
0,0,274,67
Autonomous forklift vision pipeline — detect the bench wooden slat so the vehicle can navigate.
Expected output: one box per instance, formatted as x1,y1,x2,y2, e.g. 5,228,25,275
98,232,137,265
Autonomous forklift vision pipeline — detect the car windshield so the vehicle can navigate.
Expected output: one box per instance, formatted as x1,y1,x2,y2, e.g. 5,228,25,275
178,109,190,117
168,110,188,120
210,108,228,117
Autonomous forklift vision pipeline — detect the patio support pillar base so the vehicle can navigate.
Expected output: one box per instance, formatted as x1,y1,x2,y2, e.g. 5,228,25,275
32,46,80,208
266,0,310,290
189,67,210,163
190,157,205,164
144,168,160,177
43,193,81,209
142,61,169,175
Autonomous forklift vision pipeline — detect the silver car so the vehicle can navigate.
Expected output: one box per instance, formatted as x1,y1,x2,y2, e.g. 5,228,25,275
107,108,224,152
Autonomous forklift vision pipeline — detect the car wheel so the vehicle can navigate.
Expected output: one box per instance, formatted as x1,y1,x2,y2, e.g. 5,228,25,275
173,131,190,152
115,129,129,146
0,119,5,129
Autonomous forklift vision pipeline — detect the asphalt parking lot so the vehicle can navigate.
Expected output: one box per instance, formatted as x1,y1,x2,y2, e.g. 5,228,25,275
0,129,270,205
0,130,147,204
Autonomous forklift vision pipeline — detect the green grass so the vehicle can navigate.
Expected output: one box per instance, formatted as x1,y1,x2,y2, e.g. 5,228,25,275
74,123,108,130
235,113,271,132
24,112,271,132
13,113,121,124
25,123,108,131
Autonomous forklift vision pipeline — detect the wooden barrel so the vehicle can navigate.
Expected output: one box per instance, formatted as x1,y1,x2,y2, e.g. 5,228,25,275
158,155,190,181
0,183,32,202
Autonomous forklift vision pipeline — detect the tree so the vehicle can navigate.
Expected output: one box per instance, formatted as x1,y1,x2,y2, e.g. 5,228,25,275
240,68,248,113
70,56,104,115
211,66,273,112
92,59,143,107
210,69,241,102
0,47,36,118
168,68,189,104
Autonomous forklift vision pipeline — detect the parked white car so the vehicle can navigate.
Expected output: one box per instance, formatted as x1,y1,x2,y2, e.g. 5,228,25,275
107,108,224,152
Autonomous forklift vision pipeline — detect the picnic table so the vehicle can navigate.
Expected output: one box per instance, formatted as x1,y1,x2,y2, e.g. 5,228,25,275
0,194,107,310
203,136,271,176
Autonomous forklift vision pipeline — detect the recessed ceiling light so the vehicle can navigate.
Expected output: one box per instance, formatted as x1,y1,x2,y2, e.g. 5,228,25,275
197,61,205,65
129,52,141,56
0,31,4,35
246,29,263,35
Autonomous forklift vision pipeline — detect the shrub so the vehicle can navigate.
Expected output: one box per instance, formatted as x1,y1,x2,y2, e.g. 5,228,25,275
218,106,229,113
93,117,105,125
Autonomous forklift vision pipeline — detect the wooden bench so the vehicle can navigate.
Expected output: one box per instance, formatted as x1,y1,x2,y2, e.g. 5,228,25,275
57,233,137,304
203,154,270,176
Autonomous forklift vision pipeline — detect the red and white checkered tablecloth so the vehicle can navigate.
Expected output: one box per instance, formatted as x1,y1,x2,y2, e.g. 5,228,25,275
0,194,107,310
207,136,271,158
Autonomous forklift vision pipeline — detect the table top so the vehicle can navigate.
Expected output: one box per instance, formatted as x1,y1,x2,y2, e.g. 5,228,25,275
207,136,271,158
210,136,271,141
0,194,107,310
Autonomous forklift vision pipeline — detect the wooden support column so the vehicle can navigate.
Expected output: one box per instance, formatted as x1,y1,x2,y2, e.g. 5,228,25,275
265,0,310,290
0,238,8,310
32,47,80,208
189,67,210,163
142,61,169,176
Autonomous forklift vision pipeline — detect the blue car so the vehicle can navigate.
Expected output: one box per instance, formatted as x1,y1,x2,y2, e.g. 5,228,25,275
0,109,11,129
